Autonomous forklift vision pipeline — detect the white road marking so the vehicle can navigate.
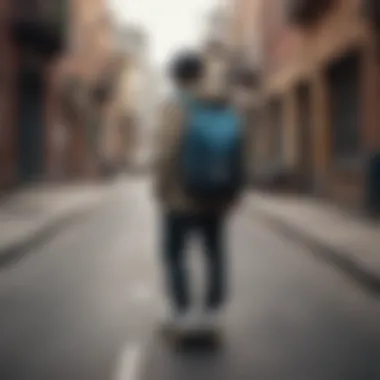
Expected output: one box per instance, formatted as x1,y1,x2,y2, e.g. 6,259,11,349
129,284,153,304
114,343,143,380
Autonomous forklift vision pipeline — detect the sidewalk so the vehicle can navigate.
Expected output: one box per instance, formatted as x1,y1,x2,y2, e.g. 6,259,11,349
0,182,111,265
247,192,380,292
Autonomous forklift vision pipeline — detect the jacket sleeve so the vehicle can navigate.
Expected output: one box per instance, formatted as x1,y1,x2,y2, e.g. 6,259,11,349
153,101,184,200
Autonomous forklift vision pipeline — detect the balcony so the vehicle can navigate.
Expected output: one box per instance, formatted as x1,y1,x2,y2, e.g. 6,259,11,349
230,66,260,89
286,0,331,26
92,82,112,104
363,0,380,31
92,72,116,104
10,0,68,57
62,77,87,120
228,51,261,89
92,57,123,104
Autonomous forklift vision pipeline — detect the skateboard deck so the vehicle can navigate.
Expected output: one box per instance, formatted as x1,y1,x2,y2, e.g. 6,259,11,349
162,324,222,348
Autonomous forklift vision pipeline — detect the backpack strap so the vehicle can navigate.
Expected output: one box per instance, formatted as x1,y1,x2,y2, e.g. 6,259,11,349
178,91,197,113
177,92,199,136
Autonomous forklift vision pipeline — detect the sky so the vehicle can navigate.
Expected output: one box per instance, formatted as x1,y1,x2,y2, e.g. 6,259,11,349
108,0,219,68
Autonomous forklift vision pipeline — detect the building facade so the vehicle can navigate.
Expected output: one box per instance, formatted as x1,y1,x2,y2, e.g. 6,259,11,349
0,0,72,188
0,0,120,189
58,0,119,179
261,0,380,207
228,0,380,207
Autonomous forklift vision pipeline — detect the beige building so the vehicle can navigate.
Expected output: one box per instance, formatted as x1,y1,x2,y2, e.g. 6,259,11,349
113,25,152,168
100,24,151,169
103,54,139,168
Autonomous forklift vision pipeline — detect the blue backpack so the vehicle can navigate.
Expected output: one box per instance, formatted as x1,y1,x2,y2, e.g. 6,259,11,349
181,97,243,199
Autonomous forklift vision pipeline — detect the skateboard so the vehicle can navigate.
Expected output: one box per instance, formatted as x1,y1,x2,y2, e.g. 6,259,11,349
162,323,223,348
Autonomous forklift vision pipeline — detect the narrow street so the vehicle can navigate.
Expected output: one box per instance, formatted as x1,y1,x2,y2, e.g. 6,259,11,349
0,177,379,380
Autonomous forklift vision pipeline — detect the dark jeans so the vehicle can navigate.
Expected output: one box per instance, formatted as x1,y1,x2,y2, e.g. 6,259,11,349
162,212,227,313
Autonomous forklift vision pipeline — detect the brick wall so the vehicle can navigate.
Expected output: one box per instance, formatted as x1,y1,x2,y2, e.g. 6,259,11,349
261,0,380,206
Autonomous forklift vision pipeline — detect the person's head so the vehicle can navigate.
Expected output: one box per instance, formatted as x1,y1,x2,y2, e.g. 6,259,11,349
169,50,204,89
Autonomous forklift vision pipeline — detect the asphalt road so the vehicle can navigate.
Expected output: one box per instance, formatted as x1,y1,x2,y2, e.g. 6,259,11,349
0,177,379,380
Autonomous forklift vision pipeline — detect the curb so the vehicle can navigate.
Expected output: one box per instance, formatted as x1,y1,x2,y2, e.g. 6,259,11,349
254,211,380,295
0,200,103,269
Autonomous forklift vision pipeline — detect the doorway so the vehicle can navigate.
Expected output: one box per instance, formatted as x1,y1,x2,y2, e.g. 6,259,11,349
327,51,361,167
296,82,314,192
17,65,45,183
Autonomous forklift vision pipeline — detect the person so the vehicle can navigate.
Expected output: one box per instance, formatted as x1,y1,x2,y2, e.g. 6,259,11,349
154,50,245,332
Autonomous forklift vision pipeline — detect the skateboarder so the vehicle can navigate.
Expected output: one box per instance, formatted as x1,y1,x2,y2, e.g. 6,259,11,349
154,50,245,334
